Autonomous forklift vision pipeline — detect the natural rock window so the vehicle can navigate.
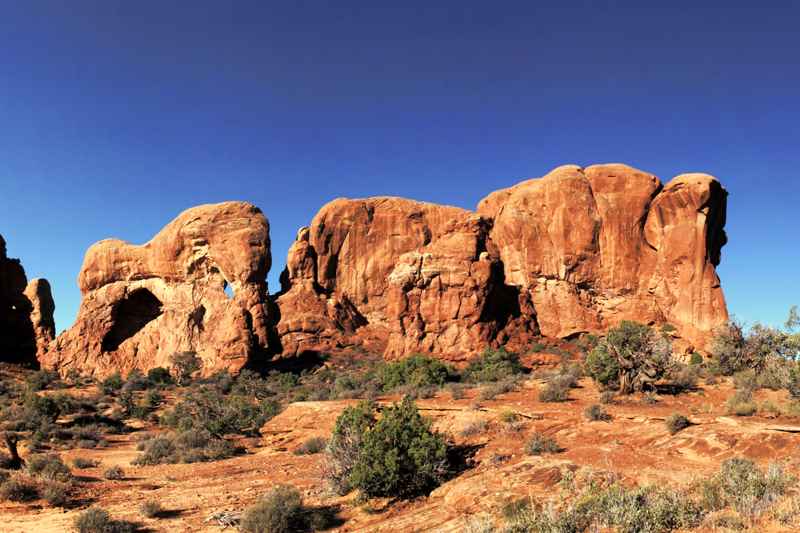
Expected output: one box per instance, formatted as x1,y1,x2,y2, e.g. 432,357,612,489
101,288,163,352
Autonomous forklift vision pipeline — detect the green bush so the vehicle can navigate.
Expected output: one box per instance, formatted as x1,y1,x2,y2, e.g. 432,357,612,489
240,484,307,533
667,363,699,392
689,352,704,365
160,385,280,437
147,367,173,386
170,351,202,386
349,397,447,498
100,372,124,395
525,432,561,455
666,414,691,434
463,347,524,383
324,400,377,495
380,354,452,391
585,321,672,394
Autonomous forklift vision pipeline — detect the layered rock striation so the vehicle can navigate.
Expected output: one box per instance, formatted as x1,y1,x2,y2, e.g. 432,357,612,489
44,202,272,377
0,234,55,365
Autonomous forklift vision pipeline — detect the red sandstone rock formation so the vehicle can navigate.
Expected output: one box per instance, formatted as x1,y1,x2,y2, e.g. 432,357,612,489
0,234,55,365
44,202,271,377
276,163,728,358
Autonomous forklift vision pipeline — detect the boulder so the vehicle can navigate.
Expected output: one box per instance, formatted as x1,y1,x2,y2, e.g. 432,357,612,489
0,234,55,365
44,202,271,377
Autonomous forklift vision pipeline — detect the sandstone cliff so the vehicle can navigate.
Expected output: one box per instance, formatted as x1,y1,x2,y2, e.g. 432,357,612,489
44,202,272,377
0,234,55,365
276,163,728,359
43,162,728,375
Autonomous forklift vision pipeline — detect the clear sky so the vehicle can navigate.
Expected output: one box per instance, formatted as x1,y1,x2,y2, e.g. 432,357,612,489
1,1,798,333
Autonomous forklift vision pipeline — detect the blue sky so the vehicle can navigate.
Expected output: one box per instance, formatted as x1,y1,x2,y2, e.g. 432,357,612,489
1,1,798,333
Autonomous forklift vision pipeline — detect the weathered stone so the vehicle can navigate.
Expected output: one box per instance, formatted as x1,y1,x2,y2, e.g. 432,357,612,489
45,202,271,377
0,234,54,365
277,163,728,358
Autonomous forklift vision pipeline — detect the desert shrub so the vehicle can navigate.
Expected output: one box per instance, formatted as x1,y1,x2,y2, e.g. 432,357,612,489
689,352,704,365
294,436,327,455
711,320,797,377
380,354,452,391
140,499,163,518
463,347,524,383
323,400,376,495
726,388,758,416
146,367,173,387
169,351,202,385
240,484,307,533
0,475,39,501
74,507,136,533
599,390,616,404
72,457,99,469
104,465,124,480
26,454,72,482
529,342,546,353
585,321,673,394
666,414,691,435
41,480,70,506
122,369,149,392
448,383,467,400
733,369,758,393
349,397,448,498
144,390,162,409
25,369,60,391
160,385,280,437
132,430,238,465
700,458,795,520
460,418,488,437
100,372,124,395
667,363,699,392
538,376,571,402
585,404,612,422
788,363,800,399
478,377,519,400
525,432,561,455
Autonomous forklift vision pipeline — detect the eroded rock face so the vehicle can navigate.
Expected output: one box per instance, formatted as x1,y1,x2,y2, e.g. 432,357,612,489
0,235,55,365
45,202,271,377
277,163,728,358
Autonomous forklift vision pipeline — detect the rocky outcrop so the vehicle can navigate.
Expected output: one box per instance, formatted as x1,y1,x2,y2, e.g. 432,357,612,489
44,202,272,377
276,163,728,358
274,198,537,360
0,235,55,365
